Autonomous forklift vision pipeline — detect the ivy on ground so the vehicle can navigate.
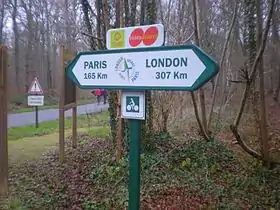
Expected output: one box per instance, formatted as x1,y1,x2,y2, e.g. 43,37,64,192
3,133,280,210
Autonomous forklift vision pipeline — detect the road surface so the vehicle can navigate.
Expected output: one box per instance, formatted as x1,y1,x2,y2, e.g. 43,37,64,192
8,103,109,128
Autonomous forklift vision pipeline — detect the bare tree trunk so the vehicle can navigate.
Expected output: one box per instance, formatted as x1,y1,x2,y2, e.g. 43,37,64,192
40,4,46,87
273,65,280,103
96,0,102,49
208,2,238,130
130,0,137,26
65,0,71,48
230,0,277,166
21,0,33,92
248,0,260,140
11,0,20,92
80,0,95,49
46,0,52,92
0,0,5,44
124,0,129,26
120,0,124,26
256,0,269,165
140,0,146,25
142,0,156,147
115,0,120,27
102,0,109,43
191,0,209,139
272,2,280,102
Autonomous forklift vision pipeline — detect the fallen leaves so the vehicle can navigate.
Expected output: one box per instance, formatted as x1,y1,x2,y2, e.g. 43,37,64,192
5,133,280,210
142,186,215,210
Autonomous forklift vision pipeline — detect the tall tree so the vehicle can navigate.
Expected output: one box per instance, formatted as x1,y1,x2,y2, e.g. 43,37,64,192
20,0,33,92
140,0,156,150
272,1,280,102
0,0,5,44
10,0,20,92
191,0,209,139
230,0,276,166
80,0,95,49
256,0,269,166
45,0,52,91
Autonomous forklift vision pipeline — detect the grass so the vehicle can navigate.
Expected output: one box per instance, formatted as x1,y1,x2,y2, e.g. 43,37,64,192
8,111,109,140
8,131,70,164
7,110,109,164
8,126,110,164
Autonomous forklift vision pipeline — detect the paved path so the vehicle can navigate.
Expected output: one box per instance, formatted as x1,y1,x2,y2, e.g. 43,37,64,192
8,103,109,128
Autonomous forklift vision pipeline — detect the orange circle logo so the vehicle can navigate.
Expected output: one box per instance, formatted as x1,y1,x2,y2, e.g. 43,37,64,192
129,26,159,47
142,26,158,46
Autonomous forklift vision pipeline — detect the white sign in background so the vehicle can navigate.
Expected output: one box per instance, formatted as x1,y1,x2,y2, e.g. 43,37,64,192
28,95,44,106
72,49,206,88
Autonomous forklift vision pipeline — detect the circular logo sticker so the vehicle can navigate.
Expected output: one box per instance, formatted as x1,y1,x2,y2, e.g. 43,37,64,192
115,57,139,82
128,26,159,47
113,31,122,41
129,28,144,47
110,30,125,48
142,26,158,46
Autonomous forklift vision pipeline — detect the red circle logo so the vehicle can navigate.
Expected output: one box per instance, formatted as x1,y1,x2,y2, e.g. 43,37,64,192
129,26,159,47
129,28,144,47
142,26,158,46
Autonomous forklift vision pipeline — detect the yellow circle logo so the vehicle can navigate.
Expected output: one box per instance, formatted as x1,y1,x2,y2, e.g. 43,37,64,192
110,30,125,48
114,32,122,42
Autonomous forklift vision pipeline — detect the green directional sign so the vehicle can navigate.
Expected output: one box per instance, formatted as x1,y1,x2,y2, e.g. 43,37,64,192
66,45,219,91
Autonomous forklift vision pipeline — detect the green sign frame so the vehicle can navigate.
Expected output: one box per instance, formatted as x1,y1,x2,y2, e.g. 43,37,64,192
66,44,219,91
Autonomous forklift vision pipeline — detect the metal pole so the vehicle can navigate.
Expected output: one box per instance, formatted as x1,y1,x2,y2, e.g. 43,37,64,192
128,119,141,210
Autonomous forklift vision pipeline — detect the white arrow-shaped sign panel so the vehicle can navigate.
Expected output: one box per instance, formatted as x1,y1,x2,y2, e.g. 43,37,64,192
67,45,218,91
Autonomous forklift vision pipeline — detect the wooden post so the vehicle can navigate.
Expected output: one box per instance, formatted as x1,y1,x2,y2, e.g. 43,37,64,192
59,45,77,161
72,104,77,148
64,49,77,149
0,45,8,196
59,45,65,163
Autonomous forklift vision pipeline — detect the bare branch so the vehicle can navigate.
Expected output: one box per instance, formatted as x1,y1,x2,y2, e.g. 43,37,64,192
183,31,194,43
228,79,247,84
81,32,103,40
